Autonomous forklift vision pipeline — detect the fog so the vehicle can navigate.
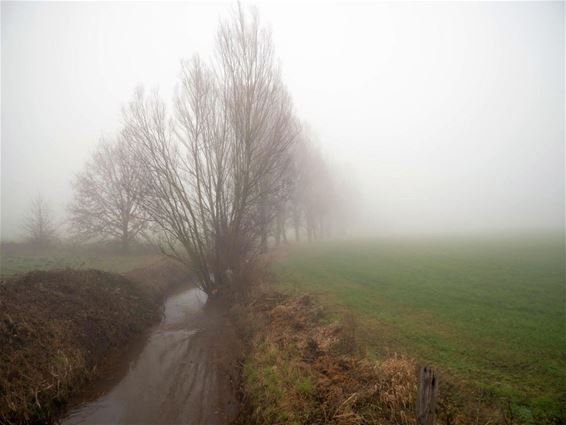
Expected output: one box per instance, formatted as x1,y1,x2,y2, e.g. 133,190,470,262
1,1,564,240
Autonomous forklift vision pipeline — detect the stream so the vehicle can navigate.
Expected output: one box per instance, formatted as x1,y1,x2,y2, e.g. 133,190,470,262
60,286,240,425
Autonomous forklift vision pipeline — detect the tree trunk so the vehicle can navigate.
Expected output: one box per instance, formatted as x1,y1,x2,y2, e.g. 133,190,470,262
293,210,300,242
261,227,268,252
121,230,129,253
282,220,288,244
306,212,314,242
275,210,283,247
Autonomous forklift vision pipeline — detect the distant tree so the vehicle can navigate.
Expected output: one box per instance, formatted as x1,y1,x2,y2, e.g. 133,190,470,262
288,129,344,242
24,195,56,248
69,137,148,252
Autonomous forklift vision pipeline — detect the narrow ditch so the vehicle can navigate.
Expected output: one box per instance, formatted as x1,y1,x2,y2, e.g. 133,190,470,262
61,285,240,425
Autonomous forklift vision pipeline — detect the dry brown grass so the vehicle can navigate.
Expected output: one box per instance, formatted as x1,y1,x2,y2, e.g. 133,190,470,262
234,287,423,425
0,259,189,424
124,256,190,300
234,281,512,425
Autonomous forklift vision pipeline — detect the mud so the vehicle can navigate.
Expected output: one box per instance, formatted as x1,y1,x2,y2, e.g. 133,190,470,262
61,286,241,425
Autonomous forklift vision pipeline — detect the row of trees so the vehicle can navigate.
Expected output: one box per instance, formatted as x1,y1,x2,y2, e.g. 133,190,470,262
25,129,351,252
26,6,353,295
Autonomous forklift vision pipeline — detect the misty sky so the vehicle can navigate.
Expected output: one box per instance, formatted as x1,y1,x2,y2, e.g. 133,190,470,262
1,1,564,240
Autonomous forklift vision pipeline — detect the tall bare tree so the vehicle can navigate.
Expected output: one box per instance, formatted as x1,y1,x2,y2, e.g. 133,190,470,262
68,137,148,252
24,195,56,248
216,5,299,256
123,65,225,293
123,5,298,295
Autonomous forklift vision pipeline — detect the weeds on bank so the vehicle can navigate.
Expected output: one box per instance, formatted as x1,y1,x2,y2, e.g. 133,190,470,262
233,281,524,425
234,289,419,425
0,267,170,424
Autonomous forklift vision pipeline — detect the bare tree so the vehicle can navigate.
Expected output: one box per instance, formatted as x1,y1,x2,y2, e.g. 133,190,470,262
24,195,56,248
68,137,148,252
272,159,296,246
123,5,298,295
216,5,299,256
123,64,225,294
288,129,337,242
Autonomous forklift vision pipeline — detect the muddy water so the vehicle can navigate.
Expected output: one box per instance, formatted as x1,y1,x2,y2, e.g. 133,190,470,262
61,286,240,425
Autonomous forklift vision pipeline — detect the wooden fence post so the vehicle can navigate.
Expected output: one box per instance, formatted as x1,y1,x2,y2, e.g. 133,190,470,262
417,366,438,425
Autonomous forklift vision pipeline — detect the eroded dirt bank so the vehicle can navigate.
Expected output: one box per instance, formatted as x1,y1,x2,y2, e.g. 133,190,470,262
61,287,241,425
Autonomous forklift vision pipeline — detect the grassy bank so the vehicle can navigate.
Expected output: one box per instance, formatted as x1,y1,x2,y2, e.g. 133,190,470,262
0,259,189,424
273,234,565,423
235,290,420,425
0,251,156,277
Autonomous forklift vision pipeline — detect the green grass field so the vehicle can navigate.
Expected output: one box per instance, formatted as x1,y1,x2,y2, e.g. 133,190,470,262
0,253,153,276
274,233,565,423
